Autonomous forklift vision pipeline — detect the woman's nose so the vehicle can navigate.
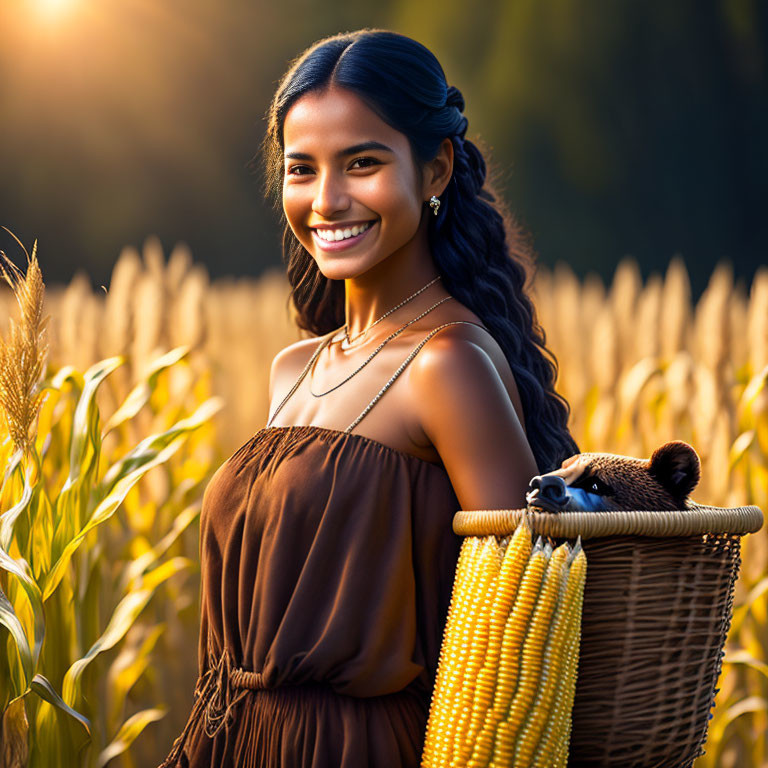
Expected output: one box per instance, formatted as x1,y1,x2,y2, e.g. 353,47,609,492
312,171,350,217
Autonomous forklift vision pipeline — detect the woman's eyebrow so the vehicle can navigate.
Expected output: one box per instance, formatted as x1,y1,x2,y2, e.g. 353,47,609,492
284,141,394,161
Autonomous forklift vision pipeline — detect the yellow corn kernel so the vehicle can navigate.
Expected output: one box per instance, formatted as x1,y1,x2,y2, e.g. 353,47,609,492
430,535,495,766
514,541,583,766
422,536,481,767
462,519,532,766
424,529,587,768
555,546,586,763
528,611,579,768
491,541,568,766
532,540,587,767
452,535,504,760
469,536,549,767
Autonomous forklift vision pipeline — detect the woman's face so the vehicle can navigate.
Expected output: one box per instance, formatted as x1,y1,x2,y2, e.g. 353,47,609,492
281,85,428,279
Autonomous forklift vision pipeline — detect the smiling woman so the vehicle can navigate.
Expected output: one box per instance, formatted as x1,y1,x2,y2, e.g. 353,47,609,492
281,85,444,281
158,27,579,768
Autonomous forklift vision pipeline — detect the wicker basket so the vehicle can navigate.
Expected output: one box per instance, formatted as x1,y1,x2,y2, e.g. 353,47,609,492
451,501,764,768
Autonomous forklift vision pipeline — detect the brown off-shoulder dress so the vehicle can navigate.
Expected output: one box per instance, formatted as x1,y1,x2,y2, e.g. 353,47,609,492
158,321,483,768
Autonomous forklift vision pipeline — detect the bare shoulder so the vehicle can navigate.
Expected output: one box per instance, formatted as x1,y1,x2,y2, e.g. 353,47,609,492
269,335,326,401
407,320,538,509
408,321,525,431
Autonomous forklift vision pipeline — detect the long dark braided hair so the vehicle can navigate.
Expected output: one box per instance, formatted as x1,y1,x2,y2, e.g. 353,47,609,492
257,28,579,473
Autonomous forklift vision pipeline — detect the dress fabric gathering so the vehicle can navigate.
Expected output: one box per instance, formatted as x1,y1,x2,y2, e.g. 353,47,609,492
158,321,486,767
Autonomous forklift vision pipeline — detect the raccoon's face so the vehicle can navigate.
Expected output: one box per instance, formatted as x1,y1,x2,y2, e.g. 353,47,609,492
525,441,701,513
525,453,621,512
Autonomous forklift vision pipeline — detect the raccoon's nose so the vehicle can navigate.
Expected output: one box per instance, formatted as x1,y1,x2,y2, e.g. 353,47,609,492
528,474,567,504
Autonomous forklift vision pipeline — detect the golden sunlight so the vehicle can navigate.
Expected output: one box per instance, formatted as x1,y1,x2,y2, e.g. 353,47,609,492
34,0,76,20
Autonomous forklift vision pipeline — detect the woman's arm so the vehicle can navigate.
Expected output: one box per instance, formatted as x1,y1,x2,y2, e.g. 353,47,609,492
408,325,538,510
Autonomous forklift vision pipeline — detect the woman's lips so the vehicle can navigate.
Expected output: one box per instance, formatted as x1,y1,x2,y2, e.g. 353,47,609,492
311,221,377,252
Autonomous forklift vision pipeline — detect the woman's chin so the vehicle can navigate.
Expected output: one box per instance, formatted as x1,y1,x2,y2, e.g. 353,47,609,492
315,259,374,281
310,246,380,278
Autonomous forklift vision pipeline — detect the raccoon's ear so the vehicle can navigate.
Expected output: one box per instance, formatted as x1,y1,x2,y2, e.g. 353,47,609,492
648,441,701,499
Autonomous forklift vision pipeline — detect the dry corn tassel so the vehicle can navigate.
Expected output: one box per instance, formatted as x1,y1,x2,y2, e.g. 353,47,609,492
490,541,568,766
459,520,532,765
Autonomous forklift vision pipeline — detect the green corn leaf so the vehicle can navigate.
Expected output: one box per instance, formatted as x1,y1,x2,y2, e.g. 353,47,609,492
43,435,185,602
29,673,90,736
61,356,124,493
1,443,23,495
51,358,122,560
723,650,768,683
107,624,165,729
0,461,35,552
708,696,768,765
63,588,154,707
137,556,193,593
63,555,193,706
80,547,104,663
728,430,755,472
739,364,768,411
0,546,44,665
119,504,200,591
102,346,190,436
96,707,166,767
29,484,54,580
46,365,82,392
98,396,223,498
730,576,768,636
0,583,33,693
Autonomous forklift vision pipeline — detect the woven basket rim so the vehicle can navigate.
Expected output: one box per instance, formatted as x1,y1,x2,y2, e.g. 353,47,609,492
452,501,764,539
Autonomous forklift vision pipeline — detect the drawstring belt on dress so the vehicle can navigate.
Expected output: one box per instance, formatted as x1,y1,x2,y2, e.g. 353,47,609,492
158,647,269,767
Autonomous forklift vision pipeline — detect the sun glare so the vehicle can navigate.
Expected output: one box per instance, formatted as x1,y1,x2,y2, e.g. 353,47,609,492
35,0,75,20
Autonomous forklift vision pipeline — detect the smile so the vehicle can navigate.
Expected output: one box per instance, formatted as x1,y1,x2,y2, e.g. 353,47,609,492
311,221,377,251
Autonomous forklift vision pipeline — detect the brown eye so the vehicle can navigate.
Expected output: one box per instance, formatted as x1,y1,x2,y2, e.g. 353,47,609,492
350,157,379,169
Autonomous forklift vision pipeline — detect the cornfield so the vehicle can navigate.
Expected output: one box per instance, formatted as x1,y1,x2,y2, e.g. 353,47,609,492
0,234,765,767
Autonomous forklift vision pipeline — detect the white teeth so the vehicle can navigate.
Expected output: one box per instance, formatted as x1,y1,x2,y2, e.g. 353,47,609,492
315,221,372,242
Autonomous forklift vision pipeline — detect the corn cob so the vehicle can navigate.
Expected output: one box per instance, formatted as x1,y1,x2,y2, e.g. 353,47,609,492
451,536,503,761
532,539,587,767
490,541,568,766
467,535,548,767
515,540,583,766
459,520,533,765
422,536,485,767
422,526,587,768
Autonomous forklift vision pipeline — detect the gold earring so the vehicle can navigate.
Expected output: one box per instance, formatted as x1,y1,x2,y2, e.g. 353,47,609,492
429,195,441,216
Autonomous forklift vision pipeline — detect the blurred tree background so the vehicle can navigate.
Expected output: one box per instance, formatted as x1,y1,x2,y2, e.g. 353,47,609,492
0,0,765,302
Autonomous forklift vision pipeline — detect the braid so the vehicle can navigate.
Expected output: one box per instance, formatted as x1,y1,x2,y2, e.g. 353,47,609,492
429,86,579,472
445,84,465,112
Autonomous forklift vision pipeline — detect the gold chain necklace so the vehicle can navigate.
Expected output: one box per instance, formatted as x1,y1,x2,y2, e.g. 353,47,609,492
339,275,442,349
309,295,454,397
